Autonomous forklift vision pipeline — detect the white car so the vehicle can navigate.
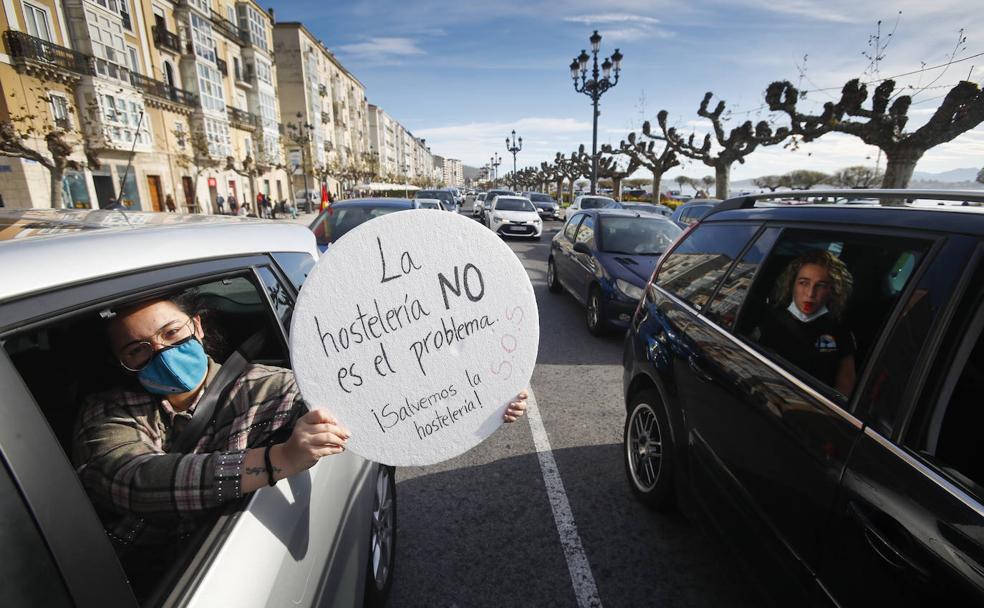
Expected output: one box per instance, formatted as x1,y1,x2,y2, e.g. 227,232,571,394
472,192,487,217
0,210,395,607
486,195,542,239
563,194,622,220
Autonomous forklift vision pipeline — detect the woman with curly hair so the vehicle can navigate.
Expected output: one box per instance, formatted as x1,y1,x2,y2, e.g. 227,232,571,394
755,250,857,396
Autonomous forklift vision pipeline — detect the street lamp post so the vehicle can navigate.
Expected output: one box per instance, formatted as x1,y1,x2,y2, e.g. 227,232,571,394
505,130,522,190
570,30,623,195
490,153,501,188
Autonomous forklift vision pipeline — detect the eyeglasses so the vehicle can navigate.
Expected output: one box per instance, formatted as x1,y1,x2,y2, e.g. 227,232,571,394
118,317,196,372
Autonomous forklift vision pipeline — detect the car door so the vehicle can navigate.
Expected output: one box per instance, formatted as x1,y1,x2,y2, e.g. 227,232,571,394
554,213,584,294
569,213,598,303
818,236,984,607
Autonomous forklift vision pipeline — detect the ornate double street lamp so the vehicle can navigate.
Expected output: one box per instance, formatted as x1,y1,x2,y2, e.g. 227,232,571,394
570,30,623,195
490,152,502,188
505,130,522,190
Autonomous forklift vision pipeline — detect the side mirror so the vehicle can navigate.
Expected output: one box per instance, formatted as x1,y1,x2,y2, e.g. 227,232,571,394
573,242,591,255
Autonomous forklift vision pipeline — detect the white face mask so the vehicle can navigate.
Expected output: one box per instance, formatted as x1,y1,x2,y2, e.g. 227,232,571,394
787,300,828,323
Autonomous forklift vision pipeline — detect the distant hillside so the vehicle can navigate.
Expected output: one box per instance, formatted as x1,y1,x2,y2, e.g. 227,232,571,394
462,165,481,181
731,167,984,192
912,167,981,183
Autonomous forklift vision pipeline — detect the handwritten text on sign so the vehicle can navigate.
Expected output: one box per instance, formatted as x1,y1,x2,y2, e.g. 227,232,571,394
289,210,539,466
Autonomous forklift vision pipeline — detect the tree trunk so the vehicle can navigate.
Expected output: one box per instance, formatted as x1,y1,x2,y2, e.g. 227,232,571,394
555,178,564,201
651,171,663,204
49,163,65,209
612,176,623,201
714,163,731,200
880,147,924,193
568,179,575,204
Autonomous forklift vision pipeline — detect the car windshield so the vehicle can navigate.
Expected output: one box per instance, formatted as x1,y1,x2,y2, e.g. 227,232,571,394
495,198,536,212
599,217,681,255
311,205,403,244
418,201,441,209
581,197,618,209
417,191,454,203
529,194,554,203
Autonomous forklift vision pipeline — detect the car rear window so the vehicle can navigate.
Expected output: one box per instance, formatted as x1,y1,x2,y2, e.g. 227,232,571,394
495,198,536,212
529,194,554,203
581,197,617,209
598,217,681,255
311,205,404,245
656,223,760,311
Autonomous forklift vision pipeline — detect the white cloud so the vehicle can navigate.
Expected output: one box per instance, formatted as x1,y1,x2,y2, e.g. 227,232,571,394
564,14,661,25
563,12,674,43
336,37,425,64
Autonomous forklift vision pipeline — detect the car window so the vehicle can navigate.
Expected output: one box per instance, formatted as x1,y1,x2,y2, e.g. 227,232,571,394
704,227,781,330
255,266,294,331
564,214,584,241
734,229,930,400
580,197,614,209
495,198,535,212
656,223,760,312
575,214,596,245
598,216,680,255
311,205,403,245
2,270,293,602
271,252,315,293
0,458,72,607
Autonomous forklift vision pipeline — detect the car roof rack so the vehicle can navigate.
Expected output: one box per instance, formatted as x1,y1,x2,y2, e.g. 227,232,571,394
704,188,984,221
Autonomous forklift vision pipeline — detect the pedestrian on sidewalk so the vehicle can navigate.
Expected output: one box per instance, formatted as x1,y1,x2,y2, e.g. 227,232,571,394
164,194,176,213
228,194,238,216
216,194,225,215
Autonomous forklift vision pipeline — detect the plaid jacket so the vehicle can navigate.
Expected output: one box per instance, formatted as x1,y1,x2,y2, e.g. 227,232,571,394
71,360,305,546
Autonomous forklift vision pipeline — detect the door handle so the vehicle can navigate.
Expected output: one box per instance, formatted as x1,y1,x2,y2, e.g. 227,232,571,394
687,354,714,383
847,501,931,582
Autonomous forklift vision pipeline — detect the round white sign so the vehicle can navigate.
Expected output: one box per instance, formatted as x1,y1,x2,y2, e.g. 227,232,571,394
289,209,539,466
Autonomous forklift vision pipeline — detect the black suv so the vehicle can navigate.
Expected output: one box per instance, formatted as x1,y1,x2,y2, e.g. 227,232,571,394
622,190,984,606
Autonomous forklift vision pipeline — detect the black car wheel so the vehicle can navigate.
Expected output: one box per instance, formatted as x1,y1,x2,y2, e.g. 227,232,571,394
586,287,606,335
547,258,562,293
624,391,675,510
364,465,396,607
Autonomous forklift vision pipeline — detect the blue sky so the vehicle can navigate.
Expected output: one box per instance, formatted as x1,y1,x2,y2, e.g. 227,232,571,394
267,0,984,181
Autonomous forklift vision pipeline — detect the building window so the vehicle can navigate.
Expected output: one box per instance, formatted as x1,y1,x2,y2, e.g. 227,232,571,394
49,94,71,130
99,94,150,146
239,5,268,52
127,45,140,74
118,0,132,31
186,0,210,15
254,57,272,85
203,117,231,157
196,63,225,113
190,13,217,64
22,2,53,41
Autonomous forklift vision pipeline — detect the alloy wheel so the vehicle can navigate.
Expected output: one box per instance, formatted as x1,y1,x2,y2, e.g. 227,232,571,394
369,465,395,589
626,403,662,492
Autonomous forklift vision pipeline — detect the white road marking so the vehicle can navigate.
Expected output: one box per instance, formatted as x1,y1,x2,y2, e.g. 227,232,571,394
526,390,603,608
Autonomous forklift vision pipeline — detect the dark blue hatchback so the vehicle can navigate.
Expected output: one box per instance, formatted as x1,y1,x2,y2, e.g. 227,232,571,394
309,198,419,252
547,208,681,335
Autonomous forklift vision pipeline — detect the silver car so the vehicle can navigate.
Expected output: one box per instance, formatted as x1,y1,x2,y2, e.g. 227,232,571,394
0,210,395,607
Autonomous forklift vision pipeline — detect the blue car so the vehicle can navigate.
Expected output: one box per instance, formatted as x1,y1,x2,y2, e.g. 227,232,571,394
547,208,682,335
309,198,419,252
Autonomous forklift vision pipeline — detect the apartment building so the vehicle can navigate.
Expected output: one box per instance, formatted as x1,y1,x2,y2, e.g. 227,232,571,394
443,157,462,187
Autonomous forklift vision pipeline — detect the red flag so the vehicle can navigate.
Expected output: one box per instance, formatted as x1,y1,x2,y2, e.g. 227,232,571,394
320,183,329,212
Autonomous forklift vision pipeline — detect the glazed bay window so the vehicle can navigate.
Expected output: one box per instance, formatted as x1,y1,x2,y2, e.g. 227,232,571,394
190,13,217,64
239,5,269,51
258,91,277,131
100,94,150,146
254,58,272,86
87,9,128,81
204,118,231,157
197,63,225,113
262,132,280,164
186,0,210,14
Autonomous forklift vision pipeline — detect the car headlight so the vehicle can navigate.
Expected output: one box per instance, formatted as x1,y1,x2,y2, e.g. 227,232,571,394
533,217,541,223
492,214,503,221
615,279,645,300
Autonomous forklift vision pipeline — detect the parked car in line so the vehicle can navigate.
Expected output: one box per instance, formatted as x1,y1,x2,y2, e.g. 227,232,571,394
472,192,487,217
523,192,562,220
562,194,623,220
416,198,444,210
310,197,419,252
486,195,543,240
622,203,673,217
622,189,984,607
415,189,457,212
481,189,517,223
547,209,681,335
0,210,396,607
668,198,720,228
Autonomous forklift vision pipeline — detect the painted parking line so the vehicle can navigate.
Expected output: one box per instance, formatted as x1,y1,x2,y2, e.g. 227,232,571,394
526,390,603,608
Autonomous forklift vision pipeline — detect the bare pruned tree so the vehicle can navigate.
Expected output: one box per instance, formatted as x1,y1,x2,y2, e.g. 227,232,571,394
753,175,785,192
783,169,829,190
602,124,680,203
657,93,790,199
830,165,885,188
595,150,640,201
766,78,984,194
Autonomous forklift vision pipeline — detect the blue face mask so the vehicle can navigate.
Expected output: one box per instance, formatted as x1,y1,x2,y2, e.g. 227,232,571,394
137,337,209,395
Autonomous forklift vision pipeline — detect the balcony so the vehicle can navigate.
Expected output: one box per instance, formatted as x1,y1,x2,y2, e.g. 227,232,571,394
152,26,181,54
3,30,92,83
234,64,253,88
227,105,258,130
210,11,243,44
129,71,199,109
216,57,228,76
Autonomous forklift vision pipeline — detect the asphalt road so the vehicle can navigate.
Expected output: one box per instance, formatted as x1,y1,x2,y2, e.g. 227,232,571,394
386,199,761,608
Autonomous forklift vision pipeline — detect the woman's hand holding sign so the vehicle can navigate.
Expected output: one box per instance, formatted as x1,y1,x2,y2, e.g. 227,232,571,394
273,410,352,477
503,389,529,423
